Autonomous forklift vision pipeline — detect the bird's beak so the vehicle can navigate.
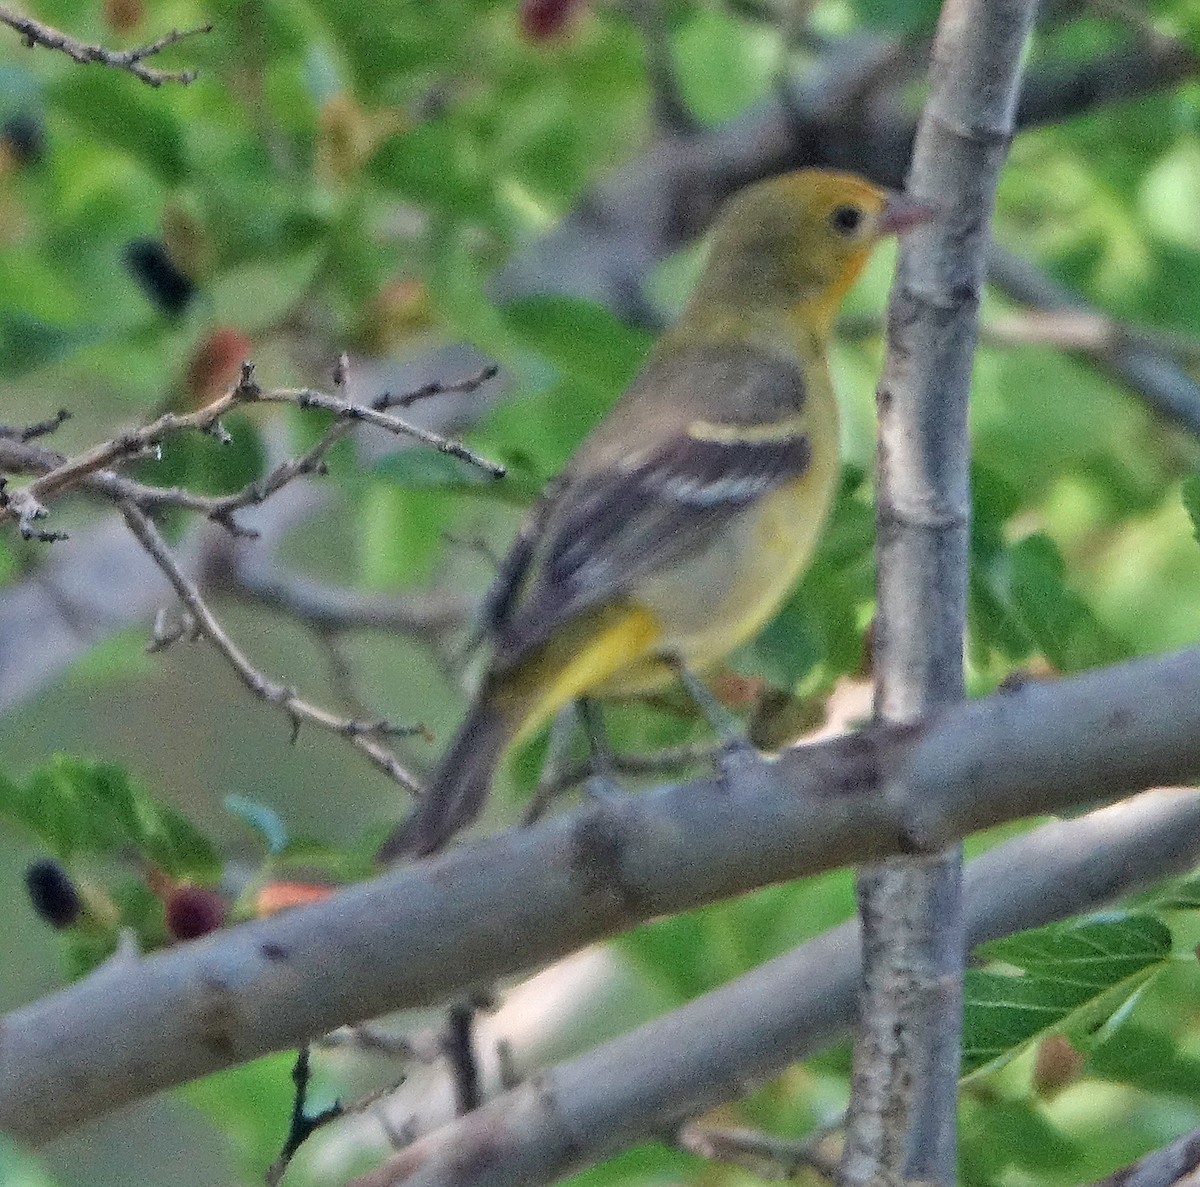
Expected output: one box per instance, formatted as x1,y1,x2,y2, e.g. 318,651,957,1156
879,193,938,235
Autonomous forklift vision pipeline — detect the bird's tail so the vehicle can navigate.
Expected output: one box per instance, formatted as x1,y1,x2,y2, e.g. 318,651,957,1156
377,692,516,862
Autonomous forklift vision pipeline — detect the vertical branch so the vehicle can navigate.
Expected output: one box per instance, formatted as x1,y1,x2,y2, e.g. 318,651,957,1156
842,0,1037,1184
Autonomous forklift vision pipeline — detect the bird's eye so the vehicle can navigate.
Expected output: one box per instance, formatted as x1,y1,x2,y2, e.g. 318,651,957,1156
829,204,864,235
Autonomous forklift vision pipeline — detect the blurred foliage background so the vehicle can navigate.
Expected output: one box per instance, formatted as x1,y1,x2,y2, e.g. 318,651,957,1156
3,0,1200,1184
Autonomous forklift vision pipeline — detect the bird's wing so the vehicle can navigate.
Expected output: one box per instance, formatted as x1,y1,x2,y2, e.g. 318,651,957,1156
482,346,813,670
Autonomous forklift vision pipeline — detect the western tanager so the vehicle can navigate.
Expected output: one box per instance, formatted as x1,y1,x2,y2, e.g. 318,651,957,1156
382,168,932,860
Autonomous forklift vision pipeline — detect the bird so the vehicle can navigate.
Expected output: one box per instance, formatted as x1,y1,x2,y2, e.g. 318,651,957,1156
380,168,933,860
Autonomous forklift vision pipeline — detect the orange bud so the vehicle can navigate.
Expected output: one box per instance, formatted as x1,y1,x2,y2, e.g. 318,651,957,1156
255,881,335,916
1033,1035,1084,1099
184,327,252,407
359,279,433,354
103,0,144,34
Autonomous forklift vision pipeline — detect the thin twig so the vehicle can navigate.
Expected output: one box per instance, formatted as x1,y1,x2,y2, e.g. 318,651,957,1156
266,1047,343,1187
0,363,503,540
0,476,67,541
0,8,212,85
840,306,1200,364
318,1024,435,1062
623,0,696,135
375,364,499,410
443,1002,483,1116
0,408,70,442
523,734,718,824
118,499,424,793
678,1122,841,1182
987,243,1200,437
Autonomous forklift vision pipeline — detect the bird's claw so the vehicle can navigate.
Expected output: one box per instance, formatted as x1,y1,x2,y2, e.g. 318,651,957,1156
715,737,758,789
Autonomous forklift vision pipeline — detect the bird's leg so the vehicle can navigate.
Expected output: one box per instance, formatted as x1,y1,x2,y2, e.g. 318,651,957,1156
523,704,581,825
577,697,625,800
668,657,758,783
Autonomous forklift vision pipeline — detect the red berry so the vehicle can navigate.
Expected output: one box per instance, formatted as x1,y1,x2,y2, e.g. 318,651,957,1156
520,0,586,41
165,885,227,940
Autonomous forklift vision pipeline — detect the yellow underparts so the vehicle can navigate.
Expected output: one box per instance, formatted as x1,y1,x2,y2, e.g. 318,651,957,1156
494,606,664,748
493,473,839,747
495,357,841,749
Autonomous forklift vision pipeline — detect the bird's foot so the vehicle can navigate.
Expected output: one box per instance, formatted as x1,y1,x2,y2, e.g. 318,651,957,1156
714,735,759,790
583,772,627,801
669,656,747,748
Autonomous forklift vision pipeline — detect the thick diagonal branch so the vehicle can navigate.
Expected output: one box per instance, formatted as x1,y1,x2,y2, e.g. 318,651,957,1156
3,645,1200,1143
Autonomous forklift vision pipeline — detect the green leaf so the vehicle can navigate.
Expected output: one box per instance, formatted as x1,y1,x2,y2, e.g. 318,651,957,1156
501,296,651,392
961,1099,1082,1176
184,1053,300,1178
2,755,220,880
373,447,495,490
850,0,942,33
1140,142,1200,251
0,312,94,377
51,71,188,183
1008,533,1127,671
1181,474,1200,545
208,249,324,332
369,121,495,220
1153,872,1200,910
357,480,451,588
0,1128,62,1187
748,594,826,689
673,9,772,125
374,448,540,507
271,831,383,883
962,912,1172,1077
1087,1019,1200,1098
141,412,266,499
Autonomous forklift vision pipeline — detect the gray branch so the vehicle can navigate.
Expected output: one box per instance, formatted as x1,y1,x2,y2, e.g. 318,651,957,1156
987,243,1200,437
847,0,1038,1181
4,644,1200,1143
349,789,1200,1187
1090,1124,1200,1187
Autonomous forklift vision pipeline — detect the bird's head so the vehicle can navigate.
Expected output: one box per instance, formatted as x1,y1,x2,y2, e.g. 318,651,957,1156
690,168,935,337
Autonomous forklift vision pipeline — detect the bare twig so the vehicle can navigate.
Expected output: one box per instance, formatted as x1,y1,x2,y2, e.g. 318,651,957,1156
0,8,212,85
987,244,1200,437
375,364,498,410
0,408,70,442
841,305,1200,367
318,1024,435,1062
118,499,424,792
0,363,503,540
266,1047,343,1187
623,0,696,135
443,1002,484,1116
677,1122,841,1182
222,564,472,649
0,476,68,542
